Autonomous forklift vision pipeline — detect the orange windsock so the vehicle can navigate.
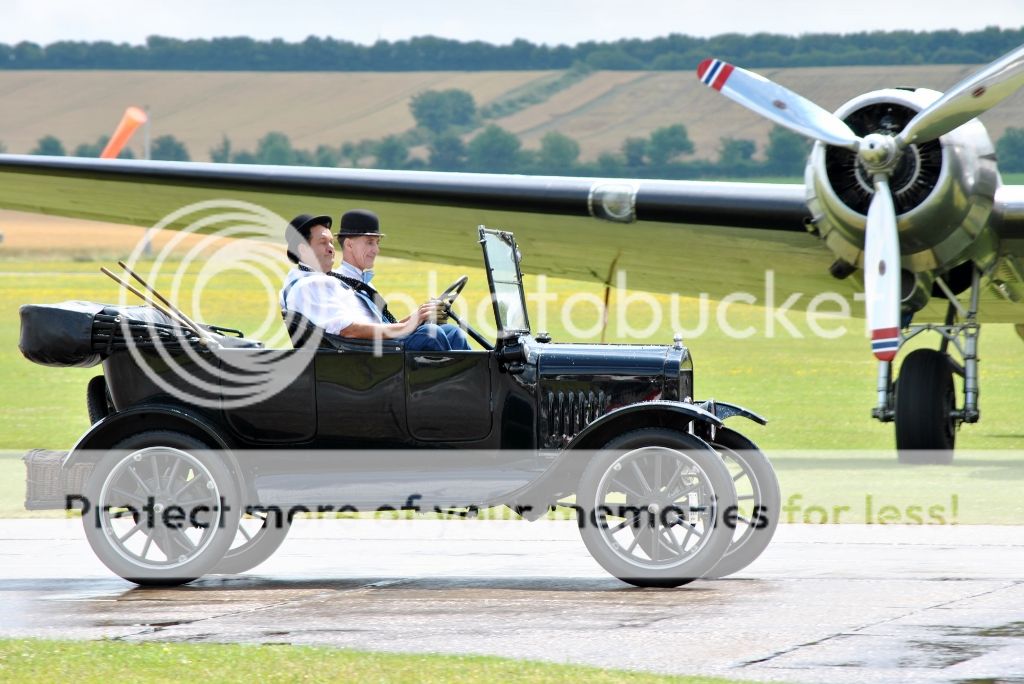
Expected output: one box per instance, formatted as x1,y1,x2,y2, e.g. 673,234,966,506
100,106,148,159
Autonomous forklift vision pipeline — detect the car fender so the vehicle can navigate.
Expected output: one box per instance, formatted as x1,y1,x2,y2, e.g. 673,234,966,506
564,400,722,452
700,399,768,426
508,401,723,515
61,403,243,506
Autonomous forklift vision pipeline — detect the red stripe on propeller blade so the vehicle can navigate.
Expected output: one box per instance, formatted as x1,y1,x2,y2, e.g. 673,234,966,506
712,63,734,91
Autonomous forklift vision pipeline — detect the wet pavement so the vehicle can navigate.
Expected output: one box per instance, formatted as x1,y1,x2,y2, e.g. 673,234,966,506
1,519,1022,683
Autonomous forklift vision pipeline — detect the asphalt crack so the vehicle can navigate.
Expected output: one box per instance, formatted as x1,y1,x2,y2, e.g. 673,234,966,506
108,579,407,640
737,579,1022,670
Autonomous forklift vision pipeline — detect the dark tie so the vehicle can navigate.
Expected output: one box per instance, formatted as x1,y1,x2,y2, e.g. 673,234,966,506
334,274,397,324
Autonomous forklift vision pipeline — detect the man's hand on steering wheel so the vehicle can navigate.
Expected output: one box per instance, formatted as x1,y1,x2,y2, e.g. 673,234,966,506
431,275,468,322
415,301,447,325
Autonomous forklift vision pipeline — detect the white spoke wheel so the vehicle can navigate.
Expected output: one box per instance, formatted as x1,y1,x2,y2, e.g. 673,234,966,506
577,428,736,588
81,430,241,586
213,508,291,574
705,427,780,578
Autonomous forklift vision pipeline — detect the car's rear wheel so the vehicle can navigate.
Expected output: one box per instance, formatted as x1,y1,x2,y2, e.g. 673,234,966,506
576,428,736,588
214,508,291,574
81,430,240,586
705,427,780,578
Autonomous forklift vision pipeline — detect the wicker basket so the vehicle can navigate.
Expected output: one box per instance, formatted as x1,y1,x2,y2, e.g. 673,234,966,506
22,449,93,510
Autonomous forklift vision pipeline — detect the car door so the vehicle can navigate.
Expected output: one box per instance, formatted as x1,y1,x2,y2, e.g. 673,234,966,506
405,351,493,442
314,345,408,447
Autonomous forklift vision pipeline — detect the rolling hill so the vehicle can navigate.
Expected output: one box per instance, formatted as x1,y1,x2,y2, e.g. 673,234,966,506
2,64,1023,162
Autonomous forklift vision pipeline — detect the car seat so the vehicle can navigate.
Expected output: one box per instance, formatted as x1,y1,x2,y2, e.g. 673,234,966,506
280,309,403,352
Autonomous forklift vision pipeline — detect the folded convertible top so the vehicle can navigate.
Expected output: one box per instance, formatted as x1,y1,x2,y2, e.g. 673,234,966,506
18,300,261,368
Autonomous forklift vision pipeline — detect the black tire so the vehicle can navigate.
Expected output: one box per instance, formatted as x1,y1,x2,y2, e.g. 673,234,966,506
81,430,241,586
704,428,780,579
86,375,113,424
895,349,956,464
576,427,736,588
213,508,291,574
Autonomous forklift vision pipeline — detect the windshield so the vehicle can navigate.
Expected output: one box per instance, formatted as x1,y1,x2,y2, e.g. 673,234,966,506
479,228,530,337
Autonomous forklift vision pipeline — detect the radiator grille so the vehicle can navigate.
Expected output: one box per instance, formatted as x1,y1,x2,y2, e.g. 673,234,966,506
545,390,610,443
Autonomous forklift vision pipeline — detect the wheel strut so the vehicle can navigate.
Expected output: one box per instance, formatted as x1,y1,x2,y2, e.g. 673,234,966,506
871,267,983,441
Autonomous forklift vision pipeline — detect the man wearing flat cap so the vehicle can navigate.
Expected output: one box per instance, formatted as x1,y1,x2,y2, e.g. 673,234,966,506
280,210,470,351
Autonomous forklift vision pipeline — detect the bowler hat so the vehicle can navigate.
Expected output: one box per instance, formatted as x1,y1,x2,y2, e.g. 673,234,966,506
337,209,385,239
287,213,332,237
285,213,332,264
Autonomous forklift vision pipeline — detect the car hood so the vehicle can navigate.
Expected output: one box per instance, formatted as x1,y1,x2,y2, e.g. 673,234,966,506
532,341,693,448
535,342,676,376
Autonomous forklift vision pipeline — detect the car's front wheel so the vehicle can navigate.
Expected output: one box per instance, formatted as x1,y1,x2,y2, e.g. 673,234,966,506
576,427,736,588
705,427,780,578
81,430,241,586
213,508,291,574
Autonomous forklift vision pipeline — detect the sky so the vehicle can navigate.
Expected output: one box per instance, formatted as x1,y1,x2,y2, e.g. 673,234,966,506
2,0,1023,46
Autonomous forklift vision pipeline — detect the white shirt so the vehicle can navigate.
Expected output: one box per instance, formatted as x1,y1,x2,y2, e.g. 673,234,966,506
337,261,389,322
279,264,378,335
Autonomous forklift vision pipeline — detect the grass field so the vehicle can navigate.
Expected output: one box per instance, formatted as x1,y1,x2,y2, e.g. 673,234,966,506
4,63,1023,162
1,212,1021,523
0,639,753,684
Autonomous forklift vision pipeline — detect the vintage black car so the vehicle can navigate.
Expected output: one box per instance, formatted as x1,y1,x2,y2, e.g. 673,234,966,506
20,228,780,587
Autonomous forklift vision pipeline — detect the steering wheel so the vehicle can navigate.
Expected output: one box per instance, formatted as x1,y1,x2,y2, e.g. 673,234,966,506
431,275,493,350
436,275,468,310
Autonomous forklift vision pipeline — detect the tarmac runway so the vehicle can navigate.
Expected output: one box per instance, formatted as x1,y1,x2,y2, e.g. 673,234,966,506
1,518,1022,683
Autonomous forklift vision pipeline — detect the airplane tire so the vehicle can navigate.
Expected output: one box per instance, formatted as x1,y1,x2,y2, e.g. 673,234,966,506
895,349,955,464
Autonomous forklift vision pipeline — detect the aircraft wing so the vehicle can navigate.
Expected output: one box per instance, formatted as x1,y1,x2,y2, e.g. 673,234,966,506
0,155,826,298
0,154,1021,322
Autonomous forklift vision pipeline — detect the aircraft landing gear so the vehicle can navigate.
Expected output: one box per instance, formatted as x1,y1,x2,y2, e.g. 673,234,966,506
871,268,981,464
893,349,956,462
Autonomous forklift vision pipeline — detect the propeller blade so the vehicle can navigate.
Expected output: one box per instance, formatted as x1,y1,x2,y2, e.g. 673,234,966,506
696,58,860,150
863,176,902,362
897,44,1024,146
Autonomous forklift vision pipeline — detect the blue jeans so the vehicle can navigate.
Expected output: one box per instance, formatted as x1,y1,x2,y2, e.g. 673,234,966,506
402,323,471,351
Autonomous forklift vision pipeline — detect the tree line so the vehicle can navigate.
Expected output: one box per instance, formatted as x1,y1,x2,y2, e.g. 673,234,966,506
18,127,1024,176
1,28,1021,71
15,84,1024,176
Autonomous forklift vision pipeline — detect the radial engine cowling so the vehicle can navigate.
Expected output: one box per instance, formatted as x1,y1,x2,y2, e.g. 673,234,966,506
805,87,1001,299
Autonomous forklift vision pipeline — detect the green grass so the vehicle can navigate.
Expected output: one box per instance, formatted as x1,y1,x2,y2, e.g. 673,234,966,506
0,639,754,684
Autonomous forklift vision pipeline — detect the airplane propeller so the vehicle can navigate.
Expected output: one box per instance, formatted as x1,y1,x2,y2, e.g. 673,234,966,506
896,44,1024,147
695,59,859,149
697,45,1024,361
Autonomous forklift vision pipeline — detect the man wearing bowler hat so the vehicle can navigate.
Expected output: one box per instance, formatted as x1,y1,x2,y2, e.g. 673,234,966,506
280,210,470,351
